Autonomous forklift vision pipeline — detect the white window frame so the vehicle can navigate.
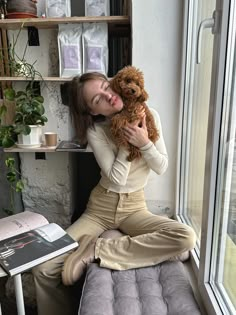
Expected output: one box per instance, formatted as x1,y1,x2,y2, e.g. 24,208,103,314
176,0,236,314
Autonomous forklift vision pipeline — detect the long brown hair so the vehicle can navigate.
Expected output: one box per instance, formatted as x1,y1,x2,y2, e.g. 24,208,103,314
68,72,108,144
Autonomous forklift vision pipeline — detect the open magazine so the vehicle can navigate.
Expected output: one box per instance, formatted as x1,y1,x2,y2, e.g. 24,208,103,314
0,211,78,276
56,140,87,152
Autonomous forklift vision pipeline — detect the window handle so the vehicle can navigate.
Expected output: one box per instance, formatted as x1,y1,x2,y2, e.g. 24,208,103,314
196,10,220,64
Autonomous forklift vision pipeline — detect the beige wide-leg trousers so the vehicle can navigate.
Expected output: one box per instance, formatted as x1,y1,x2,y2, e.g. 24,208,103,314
33,184,196,315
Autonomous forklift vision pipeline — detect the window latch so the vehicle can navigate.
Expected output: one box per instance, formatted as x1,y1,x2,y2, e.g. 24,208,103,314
196,10,221,64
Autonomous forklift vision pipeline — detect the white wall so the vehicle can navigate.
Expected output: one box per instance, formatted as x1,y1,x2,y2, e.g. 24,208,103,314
132,0,184,215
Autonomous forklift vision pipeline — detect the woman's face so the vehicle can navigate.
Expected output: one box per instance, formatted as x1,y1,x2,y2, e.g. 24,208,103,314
83,79,124,117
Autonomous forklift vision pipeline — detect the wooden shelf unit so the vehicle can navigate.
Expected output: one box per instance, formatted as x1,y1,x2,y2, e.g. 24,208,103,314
0,15,131,82
0,10,132,152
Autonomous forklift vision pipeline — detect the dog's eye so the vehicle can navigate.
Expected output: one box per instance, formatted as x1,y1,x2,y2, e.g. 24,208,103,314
126,79,131,83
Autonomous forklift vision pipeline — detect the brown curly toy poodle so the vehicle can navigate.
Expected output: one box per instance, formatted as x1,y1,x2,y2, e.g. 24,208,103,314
110,66,159,161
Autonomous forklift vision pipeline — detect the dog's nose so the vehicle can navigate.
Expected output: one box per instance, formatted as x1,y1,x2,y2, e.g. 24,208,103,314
131,89,135,94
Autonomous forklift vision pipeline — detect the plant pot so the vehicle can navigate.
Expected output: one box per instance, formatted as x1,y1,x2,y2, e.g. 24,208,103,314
6,0,37,18
6,12,38,18
17,125,42,147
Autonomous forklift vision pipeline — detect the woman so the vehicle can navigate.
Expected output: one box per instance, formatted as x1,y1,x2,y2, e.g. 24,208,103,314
33,72,196,315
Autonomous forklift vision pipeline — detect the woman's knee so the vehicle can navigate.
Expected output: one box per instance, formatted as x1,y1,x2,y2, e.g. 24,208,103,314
178,224,197,251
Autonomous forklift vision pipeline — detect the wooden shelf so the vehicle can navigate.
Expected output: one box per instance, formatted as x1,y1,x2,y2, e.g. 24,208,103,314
0,76,73,82
4,145,57,153
3,144,93,153
0,16,130,30
0,76,115,82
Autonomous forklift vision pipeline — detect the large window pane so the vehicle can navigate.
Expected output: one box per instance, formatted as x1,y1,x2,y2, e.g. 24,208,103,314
183,0,215,251
214,44,236,311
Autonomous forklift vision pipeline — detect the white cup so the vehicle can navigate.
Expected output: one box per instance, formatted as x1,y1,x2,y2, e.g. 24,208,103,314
44,132,57,147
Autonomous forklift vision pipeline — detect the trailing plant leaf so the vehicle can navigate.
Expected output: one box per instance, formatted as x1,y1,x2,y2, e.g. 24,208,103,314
1,135,16,148
5,157,15,168
16,180,24,192
2,156,25,215
0,126,17,148
6,171,16,182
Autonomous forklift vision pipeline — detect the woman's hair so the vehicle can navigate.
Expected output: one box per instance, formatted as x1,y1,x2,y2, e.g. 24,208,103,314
68,72,108,144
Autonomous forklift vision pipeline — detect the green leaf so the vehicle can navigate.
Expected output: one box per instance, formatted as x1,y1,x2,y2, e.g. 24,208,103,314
2,136,15,148
16,180,24,192
34,103,45,115
4,88,16,101
21,103,33,113
6,171,16,183
16,95,28,104
14,124,31,135
16,91,27,98
41,116,48,123
5,157,15,168
0,105,7,118
33,95,44,103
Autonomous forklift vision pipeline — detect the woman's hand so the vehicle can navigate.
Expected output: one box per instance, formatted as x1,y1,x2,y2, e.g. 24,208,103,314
123,115,150,148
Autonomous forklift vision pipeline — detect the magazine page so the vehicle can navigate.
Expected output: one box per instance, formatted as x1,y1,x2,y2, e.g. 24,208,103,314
0,211,49,241
34,223,66,242
0,224,78,276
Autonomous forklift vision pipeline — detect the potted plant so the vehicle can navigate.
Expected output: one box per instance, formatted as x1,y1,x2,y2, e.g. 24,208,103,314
3,83,47,148
0,28,48,148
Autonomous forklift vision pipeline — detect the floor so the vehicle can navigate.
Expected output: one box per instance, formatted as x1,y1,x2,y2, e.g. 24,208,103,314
0,276,37,315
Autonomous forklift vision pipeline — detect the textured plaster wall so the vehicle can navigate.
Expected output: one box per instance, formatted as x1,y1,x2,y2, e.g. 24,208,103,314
19,153,72,229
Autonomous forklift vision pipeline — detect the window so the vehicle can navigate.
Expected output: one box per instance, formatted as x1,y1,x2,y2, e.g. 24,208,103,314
179,0,216,255
211,26,236,313
178,0,236,314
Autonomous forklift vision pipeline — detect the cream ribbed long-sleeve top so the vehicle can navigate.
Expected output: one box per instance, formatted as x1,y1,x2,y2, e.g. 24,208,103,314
87,108,168,193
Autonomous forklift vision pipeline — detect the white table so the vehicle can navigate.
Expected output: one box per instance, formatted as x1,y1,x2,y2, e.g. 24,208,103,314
0,267,25,315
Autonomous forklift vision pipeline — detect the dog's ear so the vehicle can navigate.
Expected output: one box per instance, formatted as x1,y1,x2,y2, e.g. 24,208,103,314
138,89,148,102
110,77,121,94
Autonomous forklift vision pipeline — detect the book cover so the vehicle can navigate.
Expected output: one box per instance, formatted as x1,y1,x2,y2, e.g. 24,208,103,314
56,140,87,152
0,213,78,276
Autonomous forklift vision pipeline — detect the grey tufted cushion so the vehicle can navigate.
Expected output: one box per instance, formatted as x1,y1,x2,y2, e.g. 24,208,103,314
78,261,201,315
